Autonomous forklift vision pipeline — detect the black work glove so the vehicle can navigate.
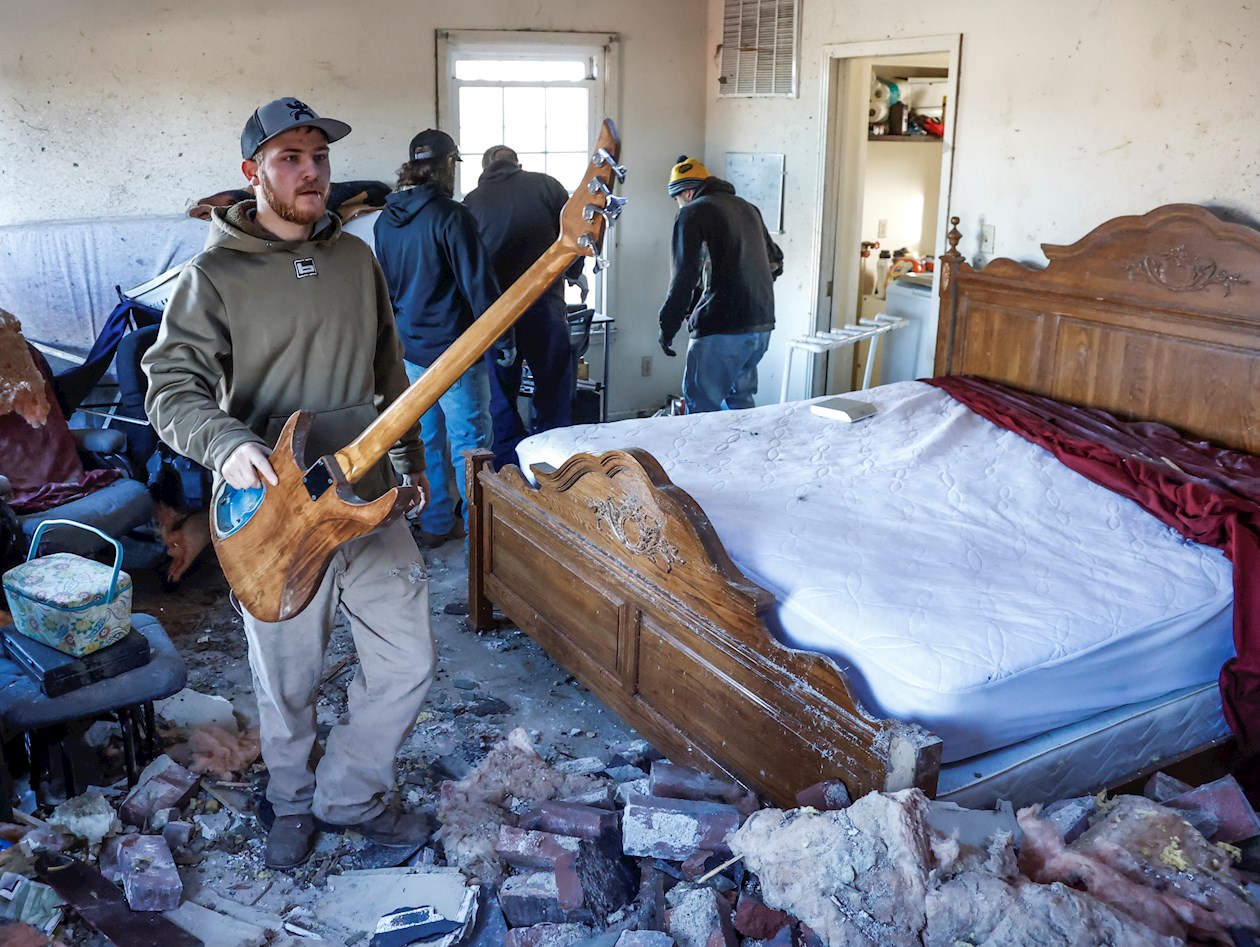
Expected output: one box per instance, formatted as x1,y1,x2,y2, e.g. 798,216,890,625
658,330,677,358
494,331,517,368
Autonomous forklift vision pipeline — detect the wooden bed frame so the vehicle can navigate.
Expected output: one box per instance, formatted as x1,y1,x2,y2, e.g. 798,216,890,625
468,204,1260,806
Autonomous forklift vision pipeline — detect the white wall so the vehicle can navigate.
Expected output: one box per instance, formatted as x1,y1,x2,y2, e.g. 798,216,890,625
704,0,1260,401
0,0,708,419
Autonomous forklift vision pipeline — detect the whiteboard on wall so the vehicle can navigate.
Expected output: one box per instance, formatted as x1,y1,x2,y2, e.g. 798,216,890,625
724,152,784,233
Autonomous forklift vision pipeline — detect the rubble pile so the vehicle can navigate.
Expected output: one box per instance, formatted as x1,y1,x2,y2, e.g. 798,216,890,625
4,712,1260,946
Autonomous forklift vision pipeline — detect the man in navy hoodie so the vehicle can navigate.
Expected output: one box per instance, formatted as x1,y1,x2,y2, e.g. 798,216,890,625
374,129,504,548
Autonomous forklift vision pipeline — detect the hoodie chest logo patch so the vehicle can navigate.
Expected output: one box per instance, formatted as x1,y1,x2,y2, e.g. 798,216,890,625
294,258,318,279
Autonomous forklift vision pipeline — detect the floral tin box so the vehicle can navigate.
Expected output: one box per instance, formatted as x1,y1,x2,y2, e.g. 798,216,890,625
2,520,132,657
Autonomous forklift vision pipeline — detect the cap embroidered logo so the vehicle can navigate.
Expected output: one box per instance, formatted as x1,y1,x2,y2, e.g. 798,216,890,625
294,259,318,279
286,100,316,122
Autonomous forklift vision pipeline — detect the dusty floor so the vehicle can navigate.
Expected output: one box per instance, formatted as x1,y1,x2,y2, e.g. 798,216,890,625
51,524,641,944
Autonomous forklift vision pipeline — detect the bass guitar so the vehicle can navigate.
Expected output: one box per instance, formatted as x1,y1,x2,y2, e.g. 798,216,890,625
211,119,626,622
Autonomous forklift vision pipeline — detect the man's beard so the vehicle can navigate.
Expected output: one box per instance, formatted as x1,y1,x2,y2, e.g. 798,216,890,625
257,168,328,226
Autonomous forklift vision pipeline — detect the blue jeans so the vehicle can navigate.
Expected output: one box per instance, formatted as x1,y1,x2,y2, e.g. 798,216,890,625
404,359,492,535
682,331,771,413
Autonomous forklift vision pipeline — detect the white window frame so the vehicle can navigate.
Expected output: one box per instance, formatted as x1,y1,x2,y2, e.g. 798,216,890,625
437,29,620,315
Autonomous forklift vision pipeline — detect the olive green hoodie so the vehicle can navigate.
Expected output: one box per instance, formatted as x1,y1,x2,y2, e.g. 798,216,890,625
142,201,424,500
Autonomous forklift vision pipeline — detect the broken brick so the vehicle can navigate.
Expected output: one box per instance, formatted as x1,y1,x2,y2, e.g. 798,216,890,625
734,891,792,939
1144,771,1194,803
119,754,199,828
117,834,182,911
559,786,617,810
794,779,852,811
496,825,582,871
746,927,794,947
519,801,620,840
650,761,744,804
1164,775,1260,843
504,922,595,946
571,833,637,918
1039,795,1097,844
499,871,593,927
622,793,743,860
162,820,195,850
665,883,737,947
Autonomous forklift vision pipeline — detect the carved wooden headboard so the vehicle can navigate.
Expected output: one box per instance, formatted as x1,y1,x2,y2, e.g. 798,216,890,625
936,204,1260,454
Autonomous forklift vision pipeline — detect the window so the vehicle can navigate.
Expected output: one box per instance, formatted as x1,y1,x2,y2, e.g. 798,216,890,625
718,0,800,98
438,30,620,310
439,31,617,197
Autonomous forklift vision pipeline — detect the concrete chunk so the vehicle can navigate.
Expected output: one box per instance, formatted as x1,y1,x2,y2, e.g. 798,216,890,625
119,755,199,828
1144,771,1194,803
505,922,595,946
165,900,269,947
622,793,743,860
613,933,675,947
1039,795,1097,844
665,884,737,947
1164,775,1260,843
49,793,120,848
118,834,183,911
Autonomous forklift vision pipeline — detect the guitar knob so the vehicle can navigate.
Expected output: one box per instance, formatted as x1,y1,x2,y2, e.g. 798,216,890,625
593,148,627,182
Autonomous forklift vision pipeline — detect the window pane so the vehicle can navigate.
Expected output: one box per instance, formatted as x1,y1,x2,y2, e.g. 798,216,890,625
503,87,547,153
545,88,590,152
545,151,589,193
515,152,547,173
455,59,587,82
458,87,504,157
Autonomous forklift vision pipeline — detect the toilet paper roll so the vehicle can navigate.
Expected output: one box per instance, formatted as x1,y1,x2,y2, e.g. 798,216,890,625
868,100,890,124
870,80,890,103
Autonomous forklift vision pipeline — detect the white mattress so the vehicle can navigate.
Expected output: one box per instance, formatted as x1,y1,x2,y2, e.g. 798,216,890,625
516,381,1235,762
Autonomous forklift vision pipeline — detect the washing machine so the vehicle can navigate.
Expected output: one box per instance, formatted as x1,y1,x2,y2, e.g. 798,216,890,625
881,272,937,382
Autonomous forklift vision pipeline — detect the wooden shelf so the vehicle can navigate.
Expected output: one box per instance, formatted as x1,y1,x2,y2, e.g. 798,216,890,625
868,134,942,142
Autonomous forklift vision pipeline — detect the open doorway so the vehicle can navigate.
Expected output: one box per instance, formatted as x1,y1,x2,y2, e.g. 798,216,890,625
800,35,960,398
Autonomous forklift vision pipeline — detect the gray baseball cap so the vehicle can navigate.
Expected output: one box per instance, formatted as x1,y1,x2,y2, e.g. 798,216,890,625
241,97,351,159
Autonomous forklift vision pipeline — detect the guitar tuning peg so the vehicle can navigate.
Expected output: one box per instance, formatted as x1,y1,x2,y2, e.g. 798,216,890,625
593,148,627,182
587,177,612,197
601,194,627,224
577,233,610,273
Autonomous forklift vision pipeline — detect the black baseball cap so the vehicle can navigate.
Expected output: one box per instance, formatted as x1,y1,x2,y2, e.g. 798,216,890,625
408,129,461,163
241,97,351,159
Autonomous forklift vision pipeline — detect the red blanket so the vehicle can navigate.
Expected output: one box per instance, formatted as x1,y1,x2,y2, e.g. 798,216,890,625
928,375,1260,760
0,348,121,513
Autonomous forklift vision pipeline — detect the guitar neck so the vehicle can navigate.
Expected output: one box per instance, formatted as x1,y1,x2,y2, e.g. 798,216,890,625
335,243,577,483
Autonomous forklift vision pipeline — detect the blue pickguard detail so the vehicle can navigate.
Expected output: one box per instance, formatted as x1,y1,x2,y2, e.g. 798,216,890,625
213,482,266,538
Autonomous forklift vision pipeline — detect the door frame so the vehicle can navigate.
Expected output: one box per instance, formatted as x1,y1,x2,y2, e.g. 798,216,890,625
803,34,961,397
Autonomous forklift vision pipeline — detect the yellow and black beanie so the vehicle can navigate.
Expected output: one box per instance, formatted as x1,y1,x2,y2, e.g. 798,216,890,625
667,155,711,196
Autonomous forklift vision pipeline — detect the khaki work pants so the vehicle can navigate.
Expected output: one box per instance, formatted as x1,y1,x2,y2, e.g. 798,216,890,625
242,518,434,825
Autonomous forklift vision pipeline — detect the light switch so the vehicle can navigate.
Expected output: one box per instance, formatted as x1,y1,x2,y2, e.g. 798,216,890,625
980,224,996,255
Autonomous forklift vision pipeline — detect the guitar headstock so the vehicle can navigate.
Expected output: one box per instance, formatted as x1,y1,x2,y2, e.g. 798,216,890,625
560,118,626,273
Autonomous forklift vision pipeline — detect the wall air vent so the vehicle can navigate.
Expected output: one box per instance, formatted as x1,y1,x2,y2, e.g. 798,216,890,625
718,0,799,98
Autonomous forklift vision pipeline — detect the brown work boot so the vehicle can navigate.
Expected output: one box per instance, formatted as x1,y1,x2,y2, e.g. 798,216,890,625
337,808,435,847
416,522,464,549
265,813,317,869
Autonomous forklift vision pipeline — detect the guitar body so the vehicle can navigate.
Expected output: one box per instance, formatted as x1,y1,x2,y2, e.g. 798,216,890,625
211,411,415,622
213,119,625,622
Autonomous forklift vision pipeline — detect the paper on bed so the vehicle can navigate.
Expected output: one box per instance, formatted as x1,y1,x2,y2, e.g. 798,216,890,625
809,396,876,422
516,381,1234,763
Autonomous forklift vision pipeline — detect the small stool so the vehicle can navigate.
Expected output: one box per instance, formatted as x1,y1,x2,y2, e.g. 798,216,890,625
0,613,187,819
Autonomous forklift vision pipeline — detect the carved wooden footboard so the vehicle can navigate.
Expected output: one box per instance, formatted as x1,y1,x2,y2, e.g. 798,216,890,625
467,447,942,805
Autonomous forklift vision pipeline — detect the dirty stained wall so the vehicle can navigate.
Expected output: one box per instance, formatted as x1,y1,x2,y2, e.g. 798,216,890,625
703,0,1260,400
0,0,706,419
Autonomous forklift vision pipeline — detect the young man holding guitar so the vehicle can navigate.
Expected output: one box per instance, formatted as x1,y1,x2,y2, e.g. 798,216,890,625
142,97,437,869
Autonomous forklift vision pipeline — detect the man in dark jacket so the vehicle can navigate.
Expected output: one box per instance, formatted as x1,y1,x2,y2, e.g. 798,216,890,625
374,129,504,548
464,145,584,464
658,155,783,413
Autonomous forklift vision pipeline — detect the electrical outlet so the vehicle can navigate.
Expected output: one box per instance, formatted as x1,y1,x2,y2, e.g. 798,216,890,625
980,224,996,256
641,355,652,376
877,219,888,239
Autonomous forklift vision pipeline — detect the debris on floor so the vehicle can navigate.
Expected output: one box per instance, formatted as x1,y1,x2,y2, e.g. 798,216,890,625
3,538,1259,946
